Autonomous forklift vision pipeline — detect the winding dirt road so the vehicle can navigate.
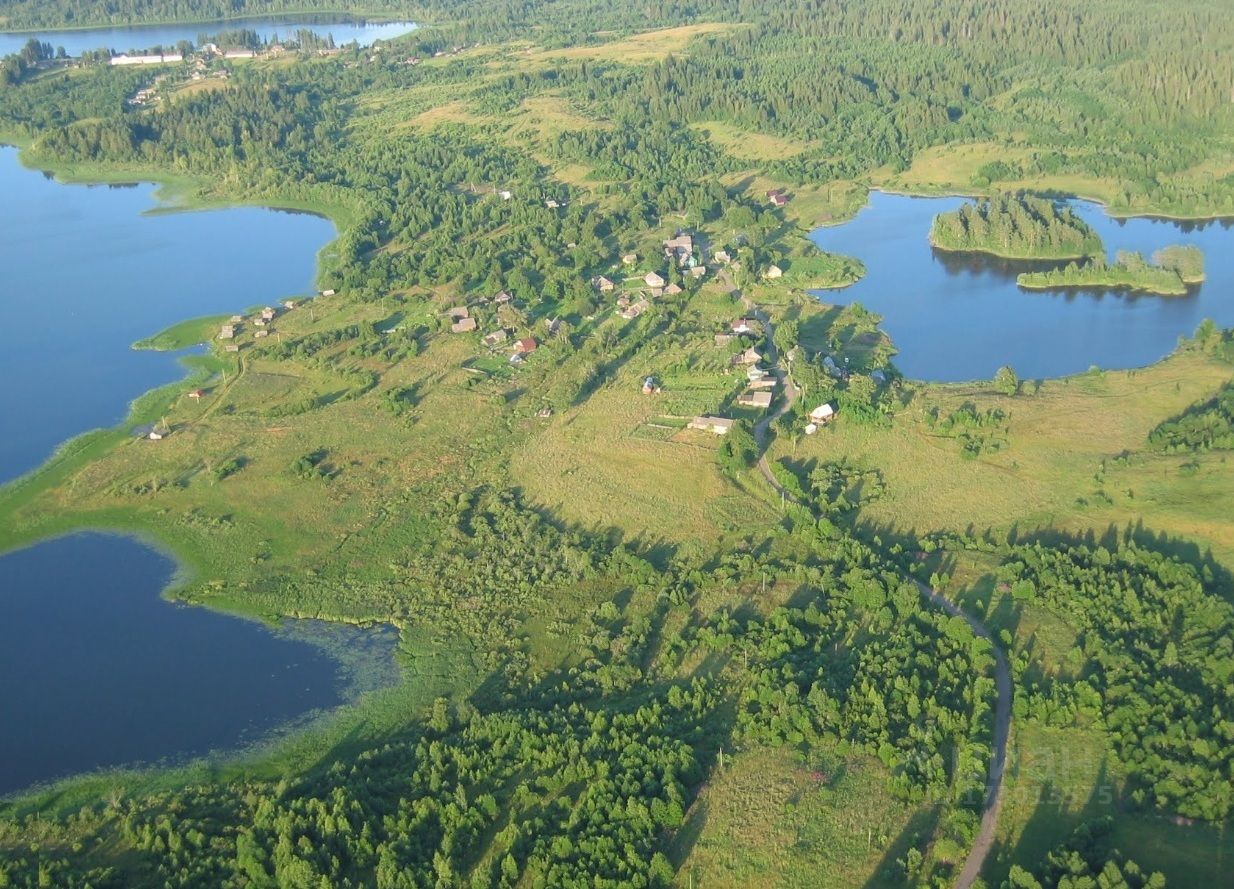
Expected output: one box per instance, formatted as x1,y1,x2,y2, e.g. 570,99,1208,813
743,291,1011,889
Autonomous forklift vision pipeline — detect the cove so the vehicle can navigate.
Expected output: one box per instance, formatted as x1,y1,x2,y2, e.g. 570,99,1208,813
809,191,1234,381
0,18,416,58
0,532,400,798
0,145,335,484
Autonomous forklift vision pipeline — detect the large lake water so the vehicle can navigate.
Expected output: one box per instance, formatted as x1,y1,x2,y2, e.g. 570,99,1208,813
0,145,334,483
810,191,1234,381
0,18,416,58
0,146,395,798
0,533,399,797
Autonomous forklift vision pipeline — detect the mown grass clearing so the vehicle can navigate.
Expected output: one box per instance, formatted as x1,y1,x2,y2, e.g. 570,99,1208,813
777,349,1234,567
674,745,930,889
692,120,812,161
534,23,747,63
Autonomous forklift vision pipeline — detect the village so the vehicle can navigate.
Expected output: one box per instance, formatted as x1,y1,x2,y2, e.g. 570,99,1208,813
177,220,845,450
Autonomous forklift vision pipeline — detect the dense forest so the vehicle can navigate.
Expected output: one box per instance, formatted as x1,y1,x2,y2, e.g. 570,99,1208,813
996,541,1234,821
929,194,1101,260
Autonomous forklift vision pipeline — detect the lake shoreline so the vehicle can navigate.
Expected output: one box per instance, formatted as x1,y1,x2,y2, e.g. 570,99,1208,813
810,190,1234,382
0,530,401,800
0,143,332,576
869,183,1234,226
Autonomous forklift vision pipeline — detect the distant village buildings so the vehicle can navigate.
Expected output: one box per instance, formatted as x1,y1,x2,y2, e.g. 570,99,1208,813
111,53,183,66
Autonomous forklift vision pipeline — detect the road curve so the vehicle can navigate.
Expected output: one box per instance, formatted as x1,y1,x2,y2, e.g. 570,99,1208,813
744,291,1011,889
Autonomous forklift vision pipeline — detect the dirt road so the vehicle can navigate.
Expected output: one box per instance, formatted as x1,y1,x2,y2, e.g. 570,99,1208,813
745,291,1011,889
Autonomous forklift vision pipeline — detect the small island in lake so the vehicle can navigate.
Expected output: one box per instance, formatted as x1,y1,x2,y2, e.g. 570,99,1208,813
1016,245,1205,296
929,193,1103,260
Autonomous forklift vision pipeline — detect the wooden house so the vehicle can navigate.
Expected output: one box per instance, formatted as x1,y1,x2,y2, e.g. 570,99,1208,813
688,416,734,435
738,390,773,409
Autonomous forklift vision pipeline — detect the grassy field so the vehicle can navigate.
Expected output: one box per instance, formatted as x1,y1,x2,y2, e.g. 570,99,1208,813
878,140,1234,220
984,721,1234,885
511,279,781,546
534,23,747,63
674,745,930,889
774,347,1234,570
692,120,812,161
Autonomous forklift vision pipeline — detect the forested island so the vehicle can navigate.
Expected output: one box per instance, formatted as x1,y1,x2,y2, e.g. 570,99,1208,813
1016,247,1205,296
929,193,1103,260
3,0,1234,887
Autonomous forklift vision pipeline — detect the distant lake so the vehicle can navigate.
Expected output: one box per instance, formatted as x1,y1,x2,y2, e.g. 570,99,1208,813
810,192,1234,381
0,145,334,483
0,532,400,798
0,17,416,58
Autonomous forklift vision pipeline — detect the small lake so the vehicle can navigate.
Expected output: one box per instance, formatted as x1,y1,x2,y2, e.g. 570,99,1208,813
0,532,400,798
0,145,335,484
0,18,416,58
810,191,1234,381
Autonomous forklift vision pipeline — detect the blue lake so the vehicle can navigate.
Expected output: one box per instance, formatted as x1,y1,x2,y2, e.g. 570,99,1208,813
810,191,1234,381
0,146,398,798
0,145,335,483
0,532,400,798
0,18,416,58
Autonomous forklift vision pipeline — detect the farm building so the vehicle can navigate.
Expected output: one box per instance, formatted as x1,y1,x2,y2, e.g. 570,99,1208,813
451,317,478,333
688,416,734,435
738,390,773,409
733,347,763,366
767,189,789,207
620,299,650,320
810,403,836,423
